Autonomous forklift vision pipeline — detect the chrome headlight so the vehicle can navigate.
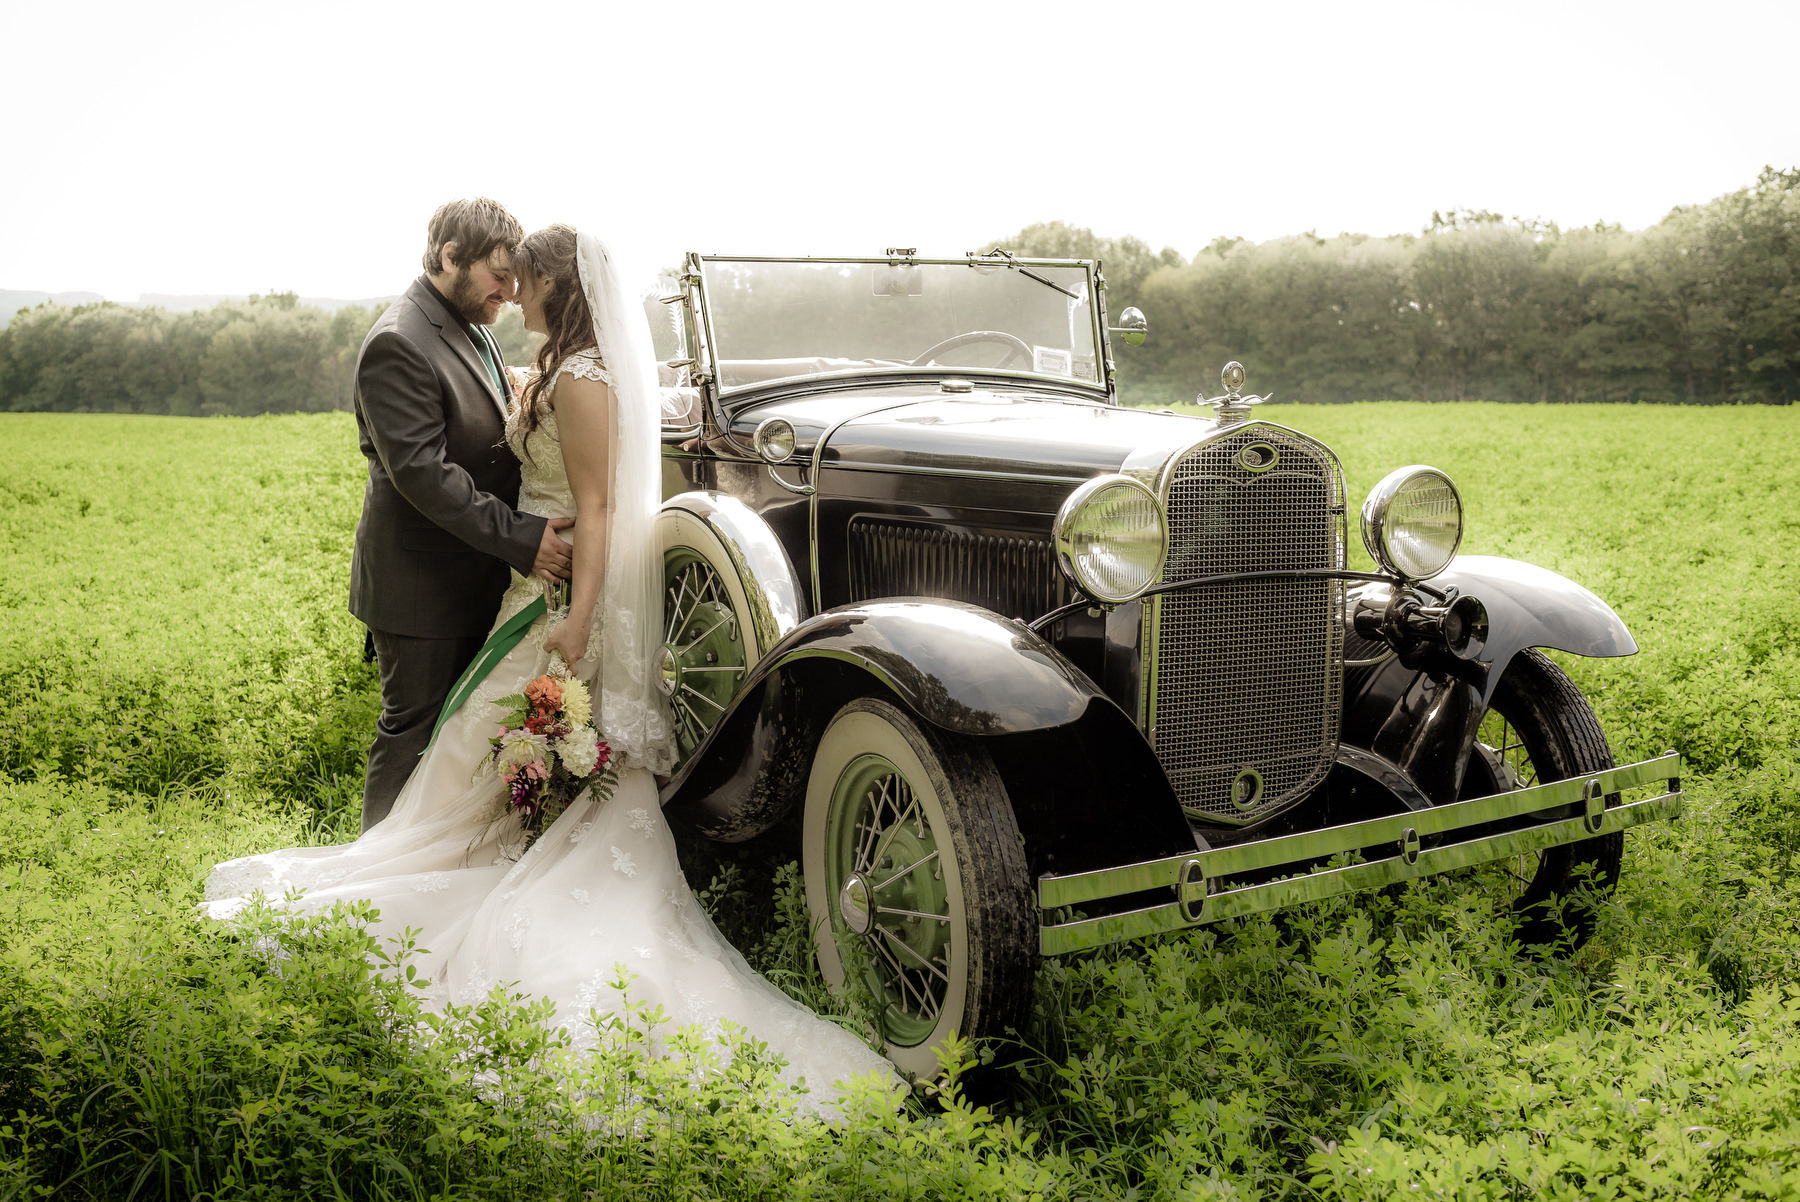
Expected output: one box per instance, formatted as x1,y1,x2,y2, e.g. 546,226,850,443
1053,474,1168,604
752,416,797,463
1361,465,1463,580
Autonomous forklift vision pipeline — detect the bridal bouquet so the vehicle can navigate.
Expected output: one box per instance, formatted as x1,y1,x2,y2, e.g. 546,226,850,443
485,668,617,843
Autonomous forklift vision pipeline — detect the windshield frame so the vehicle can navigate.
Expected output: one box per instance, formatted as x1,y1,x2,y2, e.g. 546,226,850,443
688,253,1113,412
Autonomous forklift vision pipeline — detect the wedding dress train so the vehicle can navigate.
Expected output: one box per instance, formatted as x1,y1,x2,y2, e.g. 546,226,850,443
205,351,897,1107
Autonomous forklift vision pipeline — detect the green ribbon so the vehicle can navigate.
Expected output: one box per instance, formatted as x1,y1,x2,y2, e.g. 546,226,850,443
425,594,548,751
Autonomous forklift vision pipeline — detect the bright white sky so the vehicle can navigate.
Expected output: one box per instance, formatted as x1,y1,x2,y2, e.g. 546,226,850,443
3,0,1795,301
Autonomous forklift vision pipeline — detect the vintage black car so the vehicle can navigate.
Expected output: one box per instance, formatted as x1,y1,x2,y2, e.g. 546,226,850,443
646,250,1682,1077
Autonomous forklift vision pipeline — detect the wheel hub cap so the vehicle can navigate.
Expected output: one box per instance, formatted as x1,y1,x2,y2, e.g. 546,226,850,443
838,873,874,935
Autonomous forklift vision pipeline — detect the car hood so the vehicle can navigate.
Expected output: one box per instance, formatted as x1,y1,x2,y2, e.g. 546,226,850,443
731,385,1224,484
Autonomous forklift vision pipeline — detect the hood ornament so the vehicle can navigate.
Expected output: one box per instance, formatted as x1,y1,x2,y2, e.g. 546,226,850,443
1201,361,1273,426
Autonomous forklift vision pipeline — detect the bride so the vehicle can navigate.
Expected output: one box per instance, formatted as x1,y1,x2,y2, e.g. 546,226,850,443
205,225,897,1105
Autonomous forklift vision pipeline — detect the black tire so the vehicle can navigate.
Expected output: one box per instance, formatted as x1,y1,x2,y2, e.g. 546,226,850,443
802,697,1035,1079
1463,648,1623,950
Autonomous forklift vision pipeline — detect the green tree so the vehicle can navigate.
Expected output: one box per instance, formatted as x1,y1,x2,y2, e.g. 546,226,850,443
329,303,387,408
1409,221,1542,401
197,300,336,415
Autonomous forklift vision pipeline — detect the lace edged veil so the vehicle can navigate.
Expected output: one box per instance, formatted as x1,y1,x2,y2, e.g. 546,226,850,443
576,231,675,774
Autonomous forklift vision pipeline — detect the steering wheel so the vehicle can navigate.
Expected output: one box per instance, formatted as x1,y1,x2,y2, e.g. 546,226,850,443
910,330,1034,369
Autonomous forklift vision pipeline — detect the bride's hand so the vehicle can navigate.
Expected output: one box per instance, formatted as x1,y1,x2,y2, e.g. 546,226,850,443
543,618,589,666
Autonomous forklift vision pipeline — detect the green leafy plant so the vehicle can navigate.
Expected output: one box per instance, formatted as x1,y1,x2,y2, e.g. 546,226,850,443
3,405,1799,1198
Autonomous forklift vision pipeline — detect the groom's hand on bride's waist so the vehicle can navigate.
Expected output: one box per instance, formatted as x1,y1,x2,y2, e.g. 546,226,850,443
533,517,575,581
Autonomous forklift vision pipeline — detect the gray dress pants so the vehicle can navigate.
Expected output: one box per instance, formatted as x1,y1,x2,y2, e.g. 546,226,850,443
363,628,486,830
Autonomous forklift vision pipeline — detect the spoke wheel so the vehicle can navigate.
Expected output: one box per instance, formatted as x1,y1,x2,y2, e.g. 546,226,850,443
1462,648,1623,951
655,507,766,770
803,698,1033,1078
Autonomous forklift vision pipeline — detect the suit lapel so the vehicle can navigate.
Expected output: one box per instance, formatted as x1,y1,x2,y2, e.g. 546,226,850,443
409,278,510,422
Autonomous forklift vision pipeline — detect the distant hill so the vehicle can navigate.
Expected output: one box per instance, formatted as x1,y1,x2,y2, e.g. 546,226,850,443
1,289,399,327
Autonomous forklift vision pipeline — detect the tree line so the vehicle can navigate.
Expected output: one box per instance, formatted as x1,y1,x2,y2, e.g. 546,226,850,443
1007,166,1797,406
0,293,538,417
2,167,1793,415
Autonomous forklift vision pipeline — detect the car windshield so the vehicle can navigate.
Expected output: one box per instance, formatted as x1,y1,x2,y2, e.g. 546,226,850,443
696,257,1103,396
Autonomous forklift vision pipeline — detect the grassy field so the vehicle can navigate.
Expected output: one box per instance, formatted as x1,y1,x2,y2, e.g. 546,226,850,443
1,405,1797,1200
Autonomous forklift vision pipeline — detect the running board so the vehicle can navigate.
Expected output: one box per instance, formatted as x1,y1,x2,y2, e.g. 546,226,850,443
1038,752,1682,955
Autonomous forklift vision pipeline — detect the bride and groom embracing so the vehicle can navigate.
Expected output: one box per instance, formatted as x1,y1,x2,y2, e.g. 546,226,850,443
203,199,897,1104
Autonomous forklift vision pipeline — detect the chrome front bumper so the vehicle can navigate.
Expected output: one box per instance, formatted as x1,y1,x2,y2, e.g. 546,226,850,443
1039,752,1683,955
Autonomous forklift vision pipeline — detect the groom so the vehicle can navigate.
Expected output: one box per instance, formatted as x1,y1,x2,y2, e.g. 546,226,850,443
350,197,573,830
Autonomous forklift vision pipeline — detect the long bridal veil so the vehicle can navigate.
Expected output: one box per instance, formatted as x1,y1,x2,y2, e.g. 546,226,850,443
576,231,675,776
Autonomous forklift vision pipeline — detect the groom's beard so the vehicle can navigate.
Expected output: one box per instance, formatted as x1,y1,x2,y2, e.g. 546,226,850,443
448,268,505,326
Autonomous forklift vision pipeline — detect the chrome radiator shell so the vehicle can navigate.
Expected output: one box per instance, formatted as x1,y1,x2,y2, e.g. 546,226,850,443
1144,424,1347,824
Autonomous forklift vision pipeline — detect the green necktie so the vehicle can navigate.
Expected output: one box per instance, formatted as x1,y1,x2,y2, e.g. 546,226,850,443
469,325,503,394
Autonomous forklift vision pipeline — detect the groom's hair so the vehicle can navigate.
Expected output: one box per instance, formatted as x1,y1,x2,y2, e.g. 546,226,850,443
422,198,524,275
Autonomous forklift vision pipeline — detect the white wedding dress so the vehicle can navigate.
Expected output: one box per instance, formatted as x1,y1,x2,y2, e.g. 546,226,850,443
205,351,897,1107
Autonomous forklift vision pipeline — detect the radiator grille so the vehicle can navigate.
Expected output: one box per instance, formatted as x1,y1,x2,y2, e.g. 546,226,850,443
847,518,1069,620
1152,427,1346,822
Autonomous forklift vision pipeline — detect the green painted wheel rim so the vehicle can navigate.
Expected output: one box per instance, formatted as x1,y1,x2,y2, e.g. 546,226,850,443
825,752,954,1047
661,547,748,762
1476,707,1546,899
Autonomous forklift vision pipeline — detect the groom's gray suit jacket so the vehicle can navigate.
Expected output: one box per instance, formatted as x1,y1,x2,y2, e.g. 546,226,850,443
349,276,546,639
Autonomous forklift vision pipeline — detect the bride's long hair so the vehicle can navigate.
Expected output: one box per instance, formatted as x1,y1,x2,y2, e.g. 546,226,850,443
512,224,595,439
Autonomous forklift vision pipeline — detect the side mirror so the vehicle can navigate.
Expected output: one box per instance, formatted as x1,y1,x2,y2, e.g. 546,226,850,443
1109,306,1148,347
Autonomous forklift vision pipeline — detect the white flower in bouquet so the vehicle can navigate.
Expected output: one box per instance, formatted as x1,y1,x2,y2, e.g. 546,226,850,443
497,729,549,771
559,725,602,777
559,677,592,727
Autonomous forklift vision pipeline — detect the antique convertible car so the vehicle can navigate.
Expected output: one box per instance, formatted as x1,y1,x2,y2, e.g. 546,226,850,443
647,250,1683,1076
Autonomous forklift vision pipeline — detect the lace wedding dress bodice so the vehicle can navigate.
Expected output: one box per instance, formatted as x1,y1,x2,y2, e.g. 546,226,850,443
508,351,609,518
491,350,609,624
201,344,896,1112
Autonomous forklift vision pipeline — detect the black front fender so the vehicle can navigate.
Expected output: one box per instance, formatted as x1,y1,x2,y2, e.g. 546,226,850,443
1342,554,1637,802
663,599,1195,872
660,599,1107,838
1435,554,1636,661
763,598,1109,735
